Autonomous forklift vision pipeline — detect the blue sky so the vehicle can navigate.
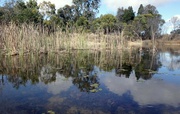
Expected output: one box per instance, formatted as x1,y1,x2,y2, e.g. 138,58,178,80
1,0,179,21
98,0,180,20
96,0,180,33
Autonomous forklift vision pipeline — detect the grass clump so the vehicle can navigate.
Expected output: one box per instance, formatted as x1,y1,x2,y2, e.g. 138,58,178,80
0,23,125,56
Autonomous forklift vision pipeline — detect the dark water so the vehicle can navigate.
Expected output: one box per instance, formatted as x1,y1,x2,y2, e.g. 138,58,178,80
0,48,180,114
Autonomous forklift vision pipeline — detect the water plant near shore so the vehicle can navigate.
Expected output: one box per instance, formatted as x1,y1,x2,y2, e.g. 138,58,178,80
0,23,125,56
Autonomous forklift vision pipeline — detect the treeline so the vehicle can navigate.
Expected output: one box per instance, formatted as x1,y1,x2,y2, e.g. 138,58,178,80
0,0,166,40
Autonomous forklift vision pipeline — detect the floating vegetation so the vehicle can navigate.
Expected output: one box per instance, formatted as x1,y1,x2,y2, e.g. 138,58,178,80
90,83,99,88
47,110,55,114
137,80,145,83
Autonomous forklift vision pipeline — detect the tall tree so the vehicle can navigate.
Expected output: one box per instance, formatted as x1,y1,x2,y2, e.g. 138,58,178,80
134,4,165,40
39,1,62,34
116,6,135,23
73,0,100,21
122,6,135,23
142,4,159,15
39,1,56,20
99,14,117,34
0,0,16,23
116,7,124,22
13,0,43,24
137,4,144,15
57,5,75,26
170,16,180,31
76,16,89,31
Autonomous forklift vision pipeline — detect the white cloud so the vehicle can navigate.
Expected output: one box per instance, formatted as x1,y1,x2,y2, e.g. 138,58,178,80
37,0,73,9
159,52,180,69
46,73,72,95
101,71,180,107
102,0,178,12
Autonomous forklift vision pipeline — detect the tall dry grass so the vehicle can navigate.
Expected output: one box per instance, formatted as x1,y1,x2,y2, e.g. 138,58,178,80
0,23,125,56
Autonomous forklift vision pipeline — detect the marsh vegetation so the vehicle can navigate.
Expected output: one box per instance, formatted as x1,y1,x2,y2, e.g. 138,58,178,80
0,0,179,56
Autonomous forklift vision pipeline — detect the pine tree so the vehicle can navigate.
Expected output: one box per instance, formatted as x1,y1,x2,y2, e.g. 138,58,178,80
137,4,144,15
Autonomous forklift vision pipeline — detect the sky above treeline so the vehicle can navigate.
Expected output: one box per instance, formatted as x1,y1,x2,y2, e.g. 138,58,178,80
35,0,180,33
32,0,180,20
1,0,180,33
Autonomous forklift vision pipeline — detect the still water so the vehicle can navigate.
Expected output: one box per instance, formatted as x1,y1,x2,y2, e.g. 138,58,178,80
0,48,180,114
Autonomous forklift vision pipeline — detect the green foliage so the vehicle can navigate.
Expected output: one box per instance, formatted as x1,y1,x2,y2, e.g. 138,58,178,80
0,0,165,37
73,0,100,21
99,14,117,33
116,6,135,23
0,0,15,23
116,7,124,22
122,6,135,23
39,1,56,20
137,4,144,15
57,5,75,26
132,4,165,40
91,17,101,32
76,16,89,31
13,0,43,24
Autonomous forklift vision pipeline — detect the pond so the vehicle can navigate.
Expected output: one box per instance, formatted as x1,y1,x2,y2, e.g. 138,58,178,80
0,47,180,114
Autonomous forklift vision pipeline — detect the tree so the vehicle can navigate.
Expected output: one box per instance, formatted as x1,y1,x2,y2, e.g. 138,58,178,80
39,1,60,34
142,4,159,15
0,0,16,24
137,4,144,15
116,6,135,23
122,6,135,23
39,1,56,20
13,0,43,24
135,4,164,40
73,0,100,21
76,16,89,31
170,16,180,31
132,15,147,39
99,14,117,34
116,7,124,22
57,5,75,26
91,17,101,33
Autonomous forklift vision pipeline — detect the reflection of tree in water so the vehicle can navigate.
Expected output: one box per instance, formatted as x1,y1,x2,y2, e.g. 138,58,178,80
0,49,162,91
72,67,100,93
134,50,161,80
0,75,5,93
0,52,101,92
40,65,56,84
115,49,161,80
116,63,132,78
58,52,101,93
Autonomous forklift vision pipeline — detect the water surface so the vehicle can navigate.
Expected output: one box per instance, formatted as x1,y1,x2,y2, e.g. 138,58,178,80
0,48,180,114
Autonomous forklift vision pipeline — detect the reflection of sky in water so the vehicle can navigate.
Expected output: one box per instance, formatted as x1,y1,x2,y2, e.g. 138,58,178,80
100,71,180,107
46,73,72,95
1,50,180,113
159,52,180,70
154,67,180,85
155,52,180,84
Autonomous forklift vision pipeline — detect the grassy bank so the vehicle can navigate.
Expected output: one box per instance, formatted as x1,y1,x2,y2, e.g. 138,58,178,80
0,23,125,56
128,39,180,49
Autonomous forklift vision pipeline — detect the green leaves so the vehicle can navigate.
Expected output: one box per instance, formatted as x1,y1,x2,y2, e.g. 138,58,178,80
116,6,135,23
100,14,117,29
122,6,135,23
13,0,43,24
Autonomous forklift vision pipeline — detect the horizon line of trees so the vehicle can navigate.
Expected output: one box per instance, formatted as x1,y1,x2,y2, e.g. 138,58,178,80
0,0,179,40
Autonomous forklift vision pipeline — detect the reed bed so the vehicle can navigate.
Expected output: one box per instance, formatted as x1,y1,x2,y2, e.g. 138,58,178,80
0,23,125,56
